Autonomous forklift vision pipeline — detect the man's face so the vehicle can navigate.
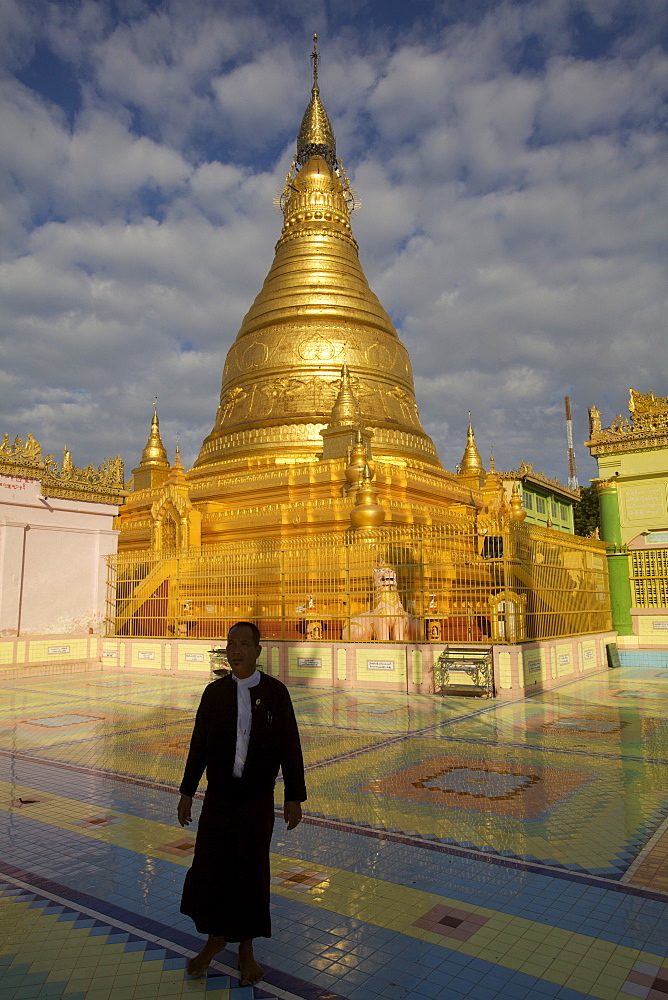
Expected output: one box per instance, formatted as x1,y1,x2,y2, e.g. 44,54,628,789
226,625,261,679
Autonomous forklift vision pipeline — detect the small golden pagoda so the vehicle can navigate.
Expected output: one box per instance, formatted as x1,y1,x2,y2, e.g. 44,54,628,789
112,40,610,649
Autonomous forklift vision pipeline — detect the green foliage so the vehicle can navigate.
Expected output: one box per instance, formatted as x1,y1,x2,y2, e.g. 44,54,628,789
574,484,600,536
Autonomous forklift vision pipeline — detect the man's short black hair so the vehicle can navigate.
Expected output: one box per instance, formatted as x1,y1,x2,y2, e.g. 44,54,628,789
229,621,261,644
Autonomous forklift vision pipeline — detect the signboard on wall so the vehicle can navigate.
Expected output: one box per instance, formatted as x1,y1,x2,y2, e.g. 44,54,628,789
367,660,394,671
623,485,665,522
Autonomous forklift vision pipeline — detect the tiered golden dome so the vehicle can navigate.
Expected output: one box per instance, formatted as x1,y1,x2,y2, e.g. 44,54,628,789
194,41,439,472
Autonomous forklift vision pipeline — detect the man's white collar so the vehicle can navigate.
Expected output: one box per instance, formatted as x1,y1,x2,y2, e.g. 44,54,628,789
231,669,261,687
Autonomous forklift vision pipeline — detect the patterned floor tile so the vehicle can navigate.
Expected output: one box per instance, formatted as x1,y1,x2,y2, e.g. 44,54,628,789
0,662,667,1000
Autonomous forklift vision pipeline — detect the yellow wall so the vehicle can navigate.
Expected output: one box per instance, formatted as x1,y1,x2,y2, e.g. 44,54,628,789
597,446,668,546
288,646,332,679
355,647,407,685
497,650,513,690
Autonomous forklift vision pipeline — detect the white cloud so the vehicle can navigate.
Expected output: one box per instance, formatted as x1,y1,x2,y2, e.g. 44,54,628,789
0,0,665,487
538,50,668,140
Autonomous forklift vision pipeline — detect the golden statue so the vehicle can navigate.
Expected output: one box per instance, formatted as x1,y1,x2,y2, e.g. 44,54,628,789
24,433,42,460
588,406,601,436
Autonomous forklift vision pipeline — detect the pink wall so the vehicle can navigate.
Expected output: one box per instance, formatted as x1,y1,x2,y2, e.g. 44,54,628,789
0,630,616,694
0,474,118,636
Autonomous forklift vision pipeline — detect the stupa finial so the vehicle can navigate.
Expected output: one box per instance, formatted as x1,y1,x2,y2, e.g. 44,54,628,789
329,364,360,427
509,482,527,521
350,462,385,530
459,412,485,476
311,33,319,91
138,404,169,470
297,35,336,166
167,437,187,485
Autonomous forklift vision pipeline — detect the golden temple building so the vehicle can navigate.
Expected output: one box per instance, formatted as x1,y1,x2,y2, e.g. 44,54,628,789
110,40,613,693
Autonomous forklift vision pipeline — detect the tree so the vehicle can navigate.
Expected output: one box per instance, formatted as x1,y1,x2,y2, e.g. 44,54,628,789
573,484,600,537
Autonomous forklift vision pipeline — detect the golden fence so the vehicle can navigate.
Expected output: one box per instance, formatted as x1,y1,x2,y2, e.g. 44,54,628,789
106,522,611,643
631,548,668,609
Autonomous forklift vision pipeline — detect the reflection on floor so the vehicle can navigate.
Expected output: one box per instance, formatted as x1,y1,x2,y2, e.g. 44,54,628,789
1,660,668,1000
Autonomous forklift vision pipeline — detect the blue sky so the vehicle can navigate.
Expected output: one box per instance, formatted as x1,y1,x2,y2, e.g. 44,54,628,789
1,0,666,485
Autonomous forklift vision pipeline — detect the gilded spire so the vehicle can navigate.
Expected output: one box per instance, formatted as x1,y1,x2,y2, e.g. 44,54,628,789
195,38,440,471
485,450,501,489
459,414,485,476
329,365,359,427
138,406,169,470
166,441,187,485
344,426,373,491
350,464,385,530
509,482,527,521
296,34,337,167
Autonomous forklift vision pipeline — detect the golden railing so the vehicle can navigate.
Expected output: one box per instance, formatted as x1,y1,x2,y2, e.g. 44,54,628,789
631,549,668,609
106,522,611,642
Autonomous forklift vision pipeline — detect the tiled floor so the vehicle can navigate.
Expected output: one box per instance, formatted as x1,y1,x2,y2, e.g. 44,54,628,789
1,661,668,999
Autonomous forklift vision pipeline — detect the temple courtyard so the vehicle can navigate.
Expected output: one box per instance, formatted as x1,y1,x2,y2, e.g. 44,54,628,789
1,659,667,1000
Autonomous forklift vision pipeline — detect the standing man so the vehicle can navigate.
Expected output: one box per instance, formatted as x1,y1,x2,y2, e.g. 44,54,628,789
177,621,306,984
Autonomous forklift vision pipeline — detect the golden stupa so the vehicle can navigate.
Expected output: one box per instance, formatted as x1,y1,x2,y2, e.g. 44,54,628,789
112,41,609,647
119,37,479,556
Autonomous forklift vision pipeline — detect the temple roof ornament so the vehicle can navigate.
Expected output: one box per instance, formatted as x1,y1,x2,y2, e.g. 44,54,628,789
349,463,385,530
500,459,579,499
0,432,43,473
166,443,187,486
296,34,337,167
509,483,527,521
586,388,668,456
137,405,169,470
629,388,668,415
329,364,360,427
344,427,374,492
484,451,502,489
459,415,485,476
0,430,124,503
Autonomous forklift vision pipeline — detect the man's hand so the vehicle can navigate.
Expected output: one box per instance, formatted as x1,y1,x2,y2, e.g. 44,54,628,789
284,800,302,830
178,794,193,827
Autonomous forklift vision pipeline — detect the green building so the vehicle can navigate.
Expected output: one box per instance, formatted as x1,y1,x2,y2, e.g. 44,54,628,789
501,462,577,534
586,389,668,646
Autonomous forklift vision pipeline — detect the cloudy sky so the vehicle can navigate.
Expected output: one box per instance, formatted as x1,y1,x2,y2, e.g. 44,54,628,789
1,0,666,486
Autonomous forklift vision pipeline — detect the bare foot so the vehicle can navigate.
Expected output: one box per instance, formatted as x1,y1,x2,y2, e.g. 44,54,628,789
187,934,226,978
238,939,263,986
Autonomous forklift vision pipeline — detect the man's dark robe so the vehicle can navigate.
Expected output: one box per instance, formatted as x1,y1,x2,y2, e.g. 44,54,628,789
179,672,306,940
